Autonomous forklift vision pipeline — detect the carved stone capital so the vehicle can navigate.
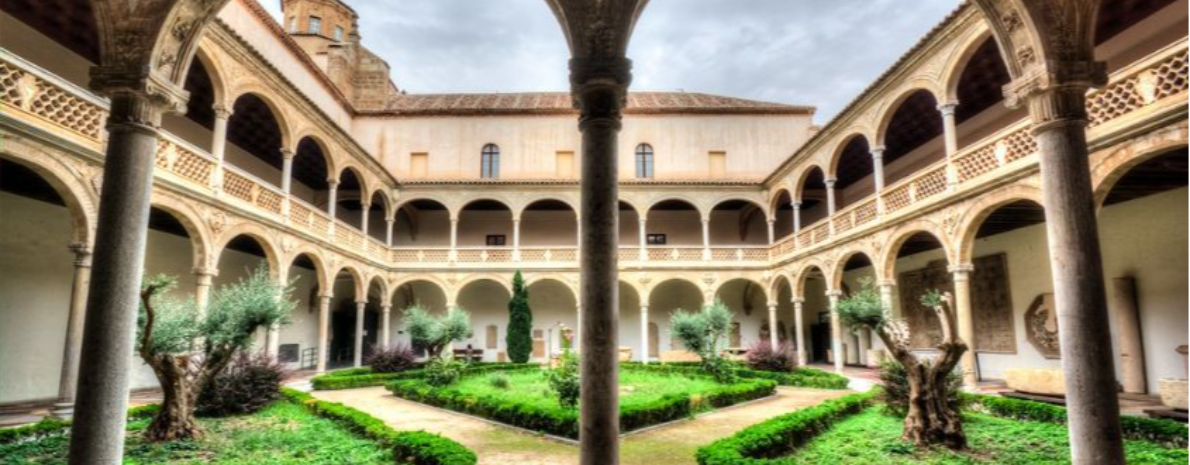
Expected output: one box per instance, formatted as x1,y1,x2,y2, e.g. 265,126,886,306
69,243,93,267
569,56,632,130
937,101,959,116
90,68,188,126
280,148,295,161
824,178,837,189
1002,60,1108,125
212,104,233,120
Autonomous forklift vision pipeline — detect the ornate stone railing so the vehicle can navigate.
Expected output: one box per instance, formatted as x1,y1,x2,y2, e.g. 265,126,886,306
769,40,1188,262
0,48,107,146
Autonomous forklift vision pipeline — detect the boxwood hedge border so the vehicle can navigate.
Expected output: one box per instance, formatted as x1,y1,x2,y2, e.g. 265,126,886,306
312,362,536,390
961,392,1188,448
385,364,778,439
622,362,849,390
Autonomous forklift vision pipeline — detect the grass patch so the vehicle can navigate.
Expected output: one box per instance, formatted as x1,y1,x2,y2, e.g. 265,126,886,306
0,401,393,464
453,369,722,411
786,407,1188,464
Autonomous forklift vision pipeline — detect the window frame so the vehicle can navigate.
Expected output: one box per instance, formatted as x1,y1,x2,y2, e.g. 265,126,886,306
481,143,501,179
334,26,344,41
485,235,507,246
646,233,667,245
635,143,654,179
307,16,322,35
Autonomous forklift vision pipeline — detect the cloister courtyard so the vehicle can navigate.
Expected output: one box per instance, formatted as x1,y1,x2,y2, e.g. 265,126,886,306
1,0,1188,463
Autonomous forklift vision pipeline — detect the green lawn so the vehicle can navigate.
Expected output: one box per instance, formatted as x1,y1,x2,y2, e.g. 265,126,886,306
454,369,723,410
786,407,1187,464
1,401,393,464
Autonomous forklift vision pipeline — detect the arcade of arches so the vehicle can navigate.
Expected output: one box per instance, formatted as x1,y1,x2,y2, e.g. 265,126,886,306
0,0,1187,463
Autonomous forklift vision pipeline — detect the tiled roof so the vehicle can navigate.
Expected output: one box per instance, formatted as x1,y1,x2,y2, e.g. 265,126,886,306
399,177,764,186
367,91,815,117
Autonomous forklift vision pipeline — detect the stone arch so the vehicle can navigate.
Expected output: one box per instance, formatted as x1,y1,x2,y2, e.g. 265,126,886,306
454,274,514,301
395,195,454,217
971,0,1098,84
768,273,795,305
212,223,281,278
292,133,338,186
645,196,707,220
792,164,828,202
331,264,367,302
830,245,882,290
617,197,644,217
768,187,793,214
873,86,945,148
526,274,579,297
1091,123,1189,208
0,148,97,246
282,245,332,293
90,0,231,89
941,25,995,103
516,196,579,219
877,220,954,281
366,273,390,304
713,277,768,300
641,276,703,304
227,89,294,151
793,259,831,298
192,44,228,109
955,184,1045,264
827,132,874,179
618,279,645,303
149,197,213,271
336,165,370,197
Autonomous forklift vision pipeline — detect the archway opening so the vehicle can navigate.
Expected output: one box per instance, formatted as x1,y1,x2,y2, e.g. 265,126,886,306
335,168,365,228
618,201,641,247
392,280,450,351
890,231,953,352
1097,147,1187,393
291,137,332,208
834,136,874,210
953,37,1019,150
458,200,513,249
522,200,577,247
771,190,794,240
709,200,767,246
839,252,877,366
457,279,511,360
162,57,218,151
328,269,360,368
227,94,285,187
798,266,831,364
646,199,701,247
394,199,451,247
282,253,323,368
366,191,389,242
527,280,578,359
883,90,944,186
644,279,700,361
715,279,768,350
798,167,828,227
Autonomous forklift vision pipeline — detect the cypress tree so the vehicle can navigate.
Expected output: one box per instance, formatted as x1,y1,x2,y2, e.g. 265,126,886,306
506,270,533,363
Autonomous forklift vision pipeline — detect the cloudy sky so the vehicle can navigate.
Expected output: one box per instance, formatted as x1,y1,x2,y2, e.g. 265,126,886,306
262,0,960,122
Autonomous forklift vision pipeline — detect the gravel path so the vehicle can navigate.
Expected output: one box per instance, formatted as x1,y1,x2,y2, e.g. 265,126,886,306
313,386,849,465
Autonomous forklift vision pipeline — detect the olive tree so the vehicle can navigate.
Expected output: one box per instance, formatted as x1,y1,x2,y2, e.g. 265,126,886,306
669,298,737,382
136,267,294,441
402,305,471,359
836,278,967,449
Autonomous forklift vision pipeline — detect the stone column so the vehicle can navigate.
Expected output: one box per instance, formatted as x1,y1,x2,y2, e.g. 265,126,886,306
701,218,711,261
1112,277,1146,394
280,148,295,219
448,217,459,262
827,290,843,373
354,300,366,367
1009,68,1123,463
858,329,872,367
572,55,630,465
767,304,779,348
879,280,897,319
825,178,837,215
791,201,802,234
209,104,231,193
512,218,521,261
793,298,807,366
51,244,92,420
871,146,887,192
360,202,371,237
766,219,775,245
640,305,649,364
951,264,978,388
939,101,959,189
380,304,393,350
575,303,583,352
68,88,179,464
316,293,331,373
326,180,339,237
193,267,216,316
638,218,647,261
385,218,395,247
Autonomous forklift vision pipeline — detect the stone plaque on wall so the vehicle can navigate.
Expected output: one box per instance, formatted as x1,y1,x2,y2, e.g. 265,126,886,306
898,254,1015,352
1025,293,1061,359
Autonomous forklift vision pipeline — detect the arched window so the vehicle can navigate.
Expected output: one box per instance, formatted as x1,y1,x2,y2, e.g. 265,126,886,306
481,144,500,179
635,143,654,179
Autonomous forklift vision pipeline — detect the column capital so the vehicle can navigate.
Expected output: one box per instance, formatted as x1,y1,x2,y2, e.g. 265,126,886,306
327,179,340,189
280,148,295,160
355,300,368,307
948,263,975,276
824,178,837,189
791,298,805,305
318,292,333,301
68,243,93,265
569,56,632,130
212,103,233,120
192,266,218,278
766,218,775,225
767,303,778,310
937,101,959,116
877,279,897,289
380,303,392,311
90,70,187,127
870,145,886,159
825,289,844,298
1004,60,1107,125
791,201,802,209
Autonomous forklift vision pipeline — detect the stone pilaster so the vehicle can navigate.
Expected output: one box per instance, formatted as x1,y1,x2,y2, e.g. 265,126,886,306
827,289,843,373
792,298,807,366
950,264,977,388
51,244,92,420
316,293,331,373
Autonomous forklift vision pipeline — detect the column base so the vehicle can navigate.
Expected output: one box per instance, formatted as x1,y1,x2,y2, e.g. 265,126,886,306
51,402,74,420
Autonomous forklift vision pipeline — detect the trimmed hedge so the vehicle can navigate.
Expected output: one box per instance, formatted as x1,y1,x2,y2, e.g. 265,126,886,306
696,389,877,465
962,392,1189,448
282,388,476,465
0,403,159,444
312,362,536,390
626,362,849,390
386,365,777,439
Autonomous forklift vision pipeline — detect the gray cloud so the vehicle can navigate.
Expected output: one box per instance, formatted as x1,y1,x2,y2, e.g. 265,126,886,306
263,0,959,122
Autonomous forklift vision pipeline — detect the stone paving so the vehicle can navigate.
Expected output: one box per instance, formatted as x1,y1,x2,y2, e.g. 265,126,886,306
311,386,851,465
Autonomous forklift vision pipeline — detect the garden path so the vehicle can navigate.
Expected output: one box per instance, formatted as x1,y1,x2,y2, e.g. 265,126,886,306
312,386,850,465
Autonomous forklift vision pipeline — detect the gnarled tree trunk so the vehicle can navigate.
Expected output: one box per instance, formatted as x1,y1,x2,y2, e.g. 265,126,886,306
875,294,968,449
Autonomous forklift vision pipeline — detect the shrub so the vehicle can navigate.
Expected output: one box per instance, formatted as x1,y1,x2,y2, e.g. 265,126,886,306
961,392,1189,448
365,343,417,373
876,359,962,417
403,305,471,359
425,357,468,387
506,271,533,363
546,350,580,407
488,373,511,390
702,356,740,384
744,341,797,372
696,389,877,464
281,388,477,465
671,299,739,382
197,352,288,417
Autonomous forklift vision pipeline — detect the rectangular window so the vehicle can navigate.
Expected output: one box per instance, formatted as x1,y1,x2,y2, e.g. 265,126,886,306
556,151,575,178
334,26,344,41
646,234,667,245
288,17,298,33
486,235,507,246
410,153,428,178
709,151,727,177
308,16,322,35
